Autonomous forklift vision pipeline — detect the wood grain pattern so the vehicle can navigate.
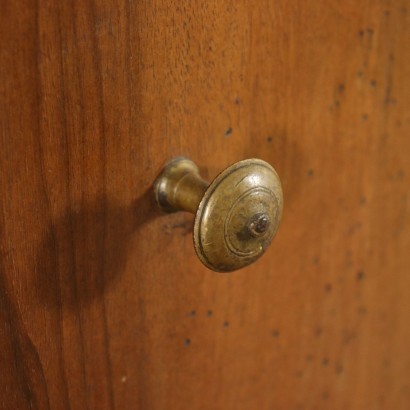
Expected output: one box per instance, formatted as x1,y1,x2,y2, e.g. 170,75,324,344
0,0,409,409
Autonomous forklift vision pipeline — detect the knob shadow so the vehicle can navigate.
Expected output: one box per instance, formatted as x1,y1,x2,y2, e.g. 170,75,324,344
34,187,160,310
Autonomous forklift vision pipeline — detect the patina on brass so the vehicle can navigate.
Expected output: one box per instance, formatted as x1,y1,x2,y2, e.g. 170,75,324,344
154,157,283,272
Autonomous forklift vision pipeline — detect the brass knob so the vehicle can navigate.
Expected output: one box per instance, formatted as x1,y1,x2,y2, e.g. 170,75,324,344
154,158,283,272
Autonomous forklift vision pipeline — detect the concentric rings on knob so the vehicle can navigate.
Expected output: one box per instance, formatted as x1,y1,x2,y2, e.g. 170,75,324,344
193,159,283,272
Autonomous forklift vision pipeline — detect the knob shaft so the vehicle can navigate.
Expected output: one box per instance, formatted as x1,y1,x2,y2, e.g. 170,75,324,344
154,157,283,272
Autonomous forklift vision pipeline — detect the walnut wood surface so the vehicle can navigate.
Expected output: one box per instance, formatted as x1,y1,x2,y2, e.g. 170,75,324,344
0,1,409,409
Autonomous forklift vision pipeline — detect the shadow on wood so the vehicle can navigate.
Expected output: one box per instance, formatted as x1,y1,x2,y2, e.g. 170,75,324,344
34,187,160,310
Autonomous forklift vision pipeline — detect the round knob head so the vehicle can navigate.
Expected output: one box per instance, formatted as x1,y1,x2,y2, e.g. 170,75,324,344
193,159,283,272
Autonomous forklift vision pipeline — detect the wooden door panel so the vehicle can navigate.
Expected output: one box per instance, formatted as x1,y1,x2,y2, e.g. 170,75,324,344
1,1,409,409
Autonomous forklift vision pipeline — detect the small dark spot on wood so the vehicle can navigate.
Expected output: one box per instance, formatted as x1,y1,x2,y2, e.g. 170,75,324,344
188,310,196,317
322,357,329,366
267,136,273,143
358,30,364,37
338,83,345,93
366,28,374,36
360,196,367,205
163,220,193,236
184,339,191,346
347,221,362,235
343,330,357,345
358,306,367,315
357,271,365,281
328,307,337,317
223,321,229,328
234,97,241,105
307,169,314,177
312,256,320,265
322,391,329,400
334,100,340,108
207,310,213,317
361,113,369,120
388,169,405,181
315,327,323,337
272,329,280,338
306,354,314,362
370,79,377,87
384,10,390,16
384,97,397,105
336,364,344,374
224,127,233,137
324,283,332,293
295,371,303,378
357,70,364,78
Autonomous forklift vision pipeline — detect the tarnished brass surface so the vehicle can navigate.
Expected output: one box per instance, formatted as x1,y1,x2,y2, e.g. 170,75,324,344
154,157,208,213
154,158,283,272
